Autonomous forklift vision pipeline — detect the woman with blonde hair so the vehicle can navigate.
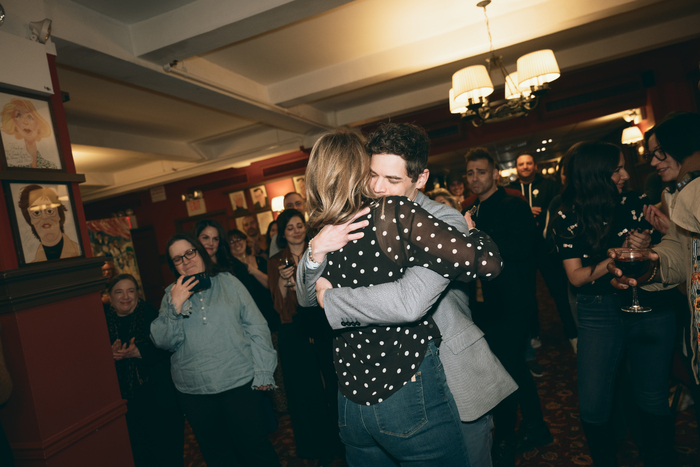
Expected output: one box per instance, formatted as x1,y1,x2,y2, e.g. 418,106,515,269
427,187,462,210
1,99,56,169
301,130,503,466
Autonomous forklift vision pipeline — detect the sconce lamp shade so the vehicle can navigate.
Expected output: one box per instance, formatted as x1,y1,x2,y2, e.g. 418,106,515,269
621,126,644,145
449,88,468,114
29,18,52,44
517,49,560,89
452,65,494,105
271,196,285,212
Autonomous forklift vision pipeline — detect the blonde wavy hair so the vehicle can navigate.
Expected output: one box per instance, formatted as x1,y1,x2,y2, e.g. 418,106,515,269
1,99,52,141
305,130,375,233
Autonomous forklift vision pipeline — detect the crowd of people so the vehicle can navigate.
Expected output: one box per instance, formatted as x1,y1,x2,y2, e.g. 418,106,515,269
97,112,700,467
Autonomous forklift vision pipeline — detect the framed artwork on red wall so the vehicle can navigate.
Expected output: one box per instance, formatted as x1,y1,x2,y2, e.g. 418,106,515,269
3,181,83,266
0,87,65,171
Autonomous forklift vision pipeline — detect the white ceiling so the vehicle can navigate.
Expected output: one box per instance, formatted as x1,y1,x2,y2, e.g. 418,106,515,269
22,0,700,200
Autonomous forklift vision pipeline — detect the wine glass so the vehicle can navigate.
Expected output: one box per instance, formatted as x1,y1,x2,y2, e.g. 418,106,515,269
283,257,296,288
611,248,652,313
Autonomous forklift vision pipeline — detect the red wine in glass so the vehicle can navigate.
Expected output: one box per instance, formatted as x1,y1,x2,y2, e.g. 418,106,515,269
611,248,652,312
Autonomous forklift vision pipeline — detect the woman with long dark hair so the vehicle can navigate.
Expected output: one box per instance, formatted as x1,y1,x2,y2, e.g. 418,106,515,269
194,219,244,274
553,141,675,466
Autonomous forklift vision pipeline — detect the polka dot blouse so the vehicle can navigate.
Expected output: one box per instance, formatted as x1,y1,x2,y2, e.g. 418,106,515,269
327,196,503,405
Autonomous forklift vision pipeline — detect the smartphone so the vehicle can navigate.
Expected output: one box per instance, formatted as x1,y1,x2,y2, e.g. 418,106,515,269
182,272,211,293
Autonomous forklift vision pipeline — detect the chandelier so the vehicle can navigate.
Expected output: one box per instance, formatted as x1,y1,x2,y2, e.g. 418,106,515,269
450,0,561,126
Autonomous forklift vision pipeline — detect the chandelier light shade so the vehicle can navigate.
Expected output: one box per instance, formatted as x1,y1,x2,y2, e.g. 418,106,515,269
517,49,560,89
448,2,561,125
504,72,532,100
452,65,494,105
621,126,644,145
449,89,468,114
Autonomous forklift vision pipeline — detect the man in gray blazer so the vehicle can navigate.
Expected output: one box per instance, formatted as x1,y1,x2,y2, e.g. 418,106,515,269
297,123,517,467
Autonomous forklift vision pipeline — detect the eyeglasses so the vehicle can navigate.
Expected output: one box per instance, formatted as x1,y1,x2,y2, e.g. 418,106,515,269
172,248,197,265
229,238,246,245
643,145,667,163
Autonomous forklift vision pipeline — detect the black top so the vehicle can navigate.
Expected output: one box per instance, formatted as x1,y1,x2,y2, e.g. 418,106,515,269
463,187,538,326
326,196,502,405
509,174,560,233
553,191,655,296
104,300,173,400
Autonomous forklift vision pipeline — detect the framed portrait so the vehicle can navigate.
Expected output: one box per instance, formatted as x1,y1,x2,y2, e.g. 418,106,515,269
249,185,269,211
293,176,306,199
3,181,83,266
235,216,246,232
0,88,64,171
228,190,249,216
256,211,274,236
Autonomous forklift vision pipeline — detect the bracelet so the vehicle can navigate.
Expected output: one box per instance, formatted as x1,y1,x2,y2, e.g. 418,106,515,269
646,262,658,282
468,227,479,236
308,238,319,264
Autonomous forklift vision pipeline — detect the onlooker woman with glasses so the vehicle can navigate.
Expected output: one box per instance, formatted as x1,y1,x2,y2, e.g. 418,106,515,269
151,232,280,467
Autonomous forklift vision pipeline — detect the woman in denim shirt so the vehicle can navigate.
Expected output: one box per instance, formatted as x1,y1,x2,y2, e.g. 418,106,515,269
553,142,675,466
151,232,279,467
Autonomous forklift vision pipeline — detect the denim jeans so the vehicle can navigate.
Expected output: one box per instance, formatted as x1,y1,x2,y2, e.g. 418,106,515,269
577,294,675,425
461,414,494,467
338,340,469,467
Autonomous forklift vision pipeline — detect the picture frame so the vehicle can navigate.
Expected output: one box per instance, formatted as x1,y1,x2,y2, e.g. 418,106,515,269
228,190,249,216
0,88,64,171
256,211,274,236
293,176,306,199
249,185,269,211
4,181,83,266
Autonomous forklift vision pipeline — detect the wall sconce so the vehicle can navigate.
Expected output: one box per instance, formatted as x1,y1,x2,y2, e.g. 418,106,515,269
621,126,644,145
29,18,52,43
271,196,285,212
181,190,203,202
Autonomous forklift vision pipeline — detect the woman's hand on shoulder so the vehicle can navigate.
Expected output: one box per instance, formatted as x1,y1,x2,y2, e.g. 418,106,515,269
170,275,197,313
312,206,370,262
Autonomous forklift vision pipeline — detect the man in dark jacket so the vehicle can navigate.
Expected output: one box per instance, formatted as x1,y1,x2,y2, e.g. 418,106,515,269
508,153,577,356
464,148,552,466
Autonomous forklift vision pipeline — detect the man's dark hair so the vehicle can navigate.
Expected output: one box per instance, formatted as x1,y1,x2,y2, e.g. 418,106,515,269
654,112,700,164
365,123,430,182
465,147,496,171
516,152,535,164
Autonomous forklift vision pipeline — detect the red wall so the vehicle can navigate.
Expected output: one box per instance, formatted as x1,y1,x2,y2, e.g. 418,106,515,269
0,53,133,466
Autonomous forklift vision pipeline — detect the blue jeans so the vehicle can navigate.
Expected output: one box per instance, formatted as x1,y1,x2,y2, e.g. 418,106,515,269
338,341,469,467
461,414,493,467
577,294,675,425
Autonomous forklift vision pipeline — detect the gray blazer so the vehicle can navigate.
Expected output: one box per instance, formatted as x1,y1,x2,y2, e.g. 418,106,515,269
297,192,517,421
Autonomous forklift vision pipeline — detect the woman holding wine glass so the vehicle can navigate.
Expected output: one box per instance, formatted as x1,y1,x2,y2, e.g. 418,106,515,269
268,209,341,464
552,141,676,466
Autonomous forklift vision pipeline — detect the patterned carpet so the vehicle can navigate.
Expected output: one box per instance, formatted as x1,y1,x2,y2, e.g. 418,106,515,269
184,275,700,466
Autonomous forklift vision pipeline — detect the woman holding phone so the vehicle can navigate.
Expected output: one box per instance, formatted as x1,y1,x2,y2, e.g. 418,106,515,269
268,209,340,465
151,232,280,467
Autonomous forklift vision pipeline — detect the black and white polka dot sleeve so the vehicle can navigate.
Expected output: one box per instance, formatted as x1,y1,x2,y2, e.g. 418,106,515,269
374,196,503,281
